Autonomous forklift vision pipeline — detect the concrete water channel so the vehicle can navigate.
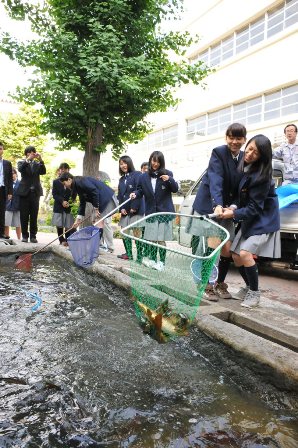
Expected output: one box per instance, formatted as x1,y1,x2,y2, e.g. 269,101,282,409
0,241,297,447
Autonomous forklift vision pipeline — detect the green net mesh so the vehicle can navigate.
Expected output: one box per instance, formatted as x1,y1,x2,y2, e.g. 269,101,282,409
121,212,229,342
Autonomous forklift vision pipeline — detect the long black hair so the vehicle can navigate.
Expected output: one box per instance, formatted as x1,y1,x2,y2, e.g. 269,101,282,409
148,150,166,177
240,134,272,182
119,155,135,176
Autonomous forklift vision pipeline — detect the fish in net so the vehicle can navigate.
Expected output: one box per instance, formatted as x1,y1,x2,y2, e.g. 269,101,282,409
121,212,229,342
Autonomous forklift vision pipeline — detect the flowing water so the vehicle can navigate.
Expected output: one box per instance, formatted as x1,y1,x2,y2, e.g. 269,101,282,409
0,254,297,448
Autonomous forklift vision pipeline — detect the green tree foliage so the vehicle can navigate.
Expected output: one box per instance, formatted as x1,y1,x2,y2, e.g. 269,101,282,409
0,104,47,165
0,0,211,175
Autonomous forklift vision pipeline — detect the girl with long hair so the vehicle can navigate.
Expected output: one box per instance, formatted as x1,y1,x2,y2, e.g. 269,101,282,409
130,150,179,271
117,155,144,262
221,134,280,308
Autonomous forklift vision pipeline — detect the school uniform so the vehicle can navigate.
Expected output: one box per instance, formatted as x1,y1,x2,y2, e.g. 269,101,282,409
0,159,13,237
51,177,74,235
73,176,117,217
231,168,281,258
17,158,46,240
118,171,144,227
188,145,244,240
5,179,20,227
135,170,178,241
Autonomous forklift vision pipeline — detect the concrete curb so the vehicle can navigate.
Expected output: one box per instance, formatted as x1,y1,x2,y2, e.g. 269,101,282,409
195,311,298,389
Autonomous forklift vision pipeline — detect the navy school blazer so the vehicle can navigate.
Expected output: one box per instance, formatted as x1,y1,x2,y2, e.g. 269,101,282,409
117,170,144,215
193,145,244,214
52,178,73,214
2,159,13,197
135,170,178,215
73,176,115,216
234,171,280,238
6,179,20,211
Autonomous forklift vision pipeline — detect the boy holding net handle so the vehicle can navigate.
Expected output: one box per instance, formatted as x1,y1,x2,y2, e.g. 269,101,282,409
186,123,247,301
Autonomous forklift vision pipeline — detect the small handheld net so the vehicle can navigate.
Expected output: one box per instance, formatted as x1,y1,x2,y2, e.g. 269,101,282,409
121,212,229,342
68,226,100,267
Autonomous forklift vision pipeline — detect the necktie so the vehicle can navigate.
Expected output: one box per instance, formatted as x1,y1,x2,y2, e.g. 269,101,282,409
233,157,238,166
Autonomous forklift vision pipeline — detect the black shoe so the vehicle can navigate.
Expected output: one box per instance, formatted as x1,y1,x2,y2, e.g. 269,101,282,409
22,237,28,243
0,235,9,239
30,238,38,243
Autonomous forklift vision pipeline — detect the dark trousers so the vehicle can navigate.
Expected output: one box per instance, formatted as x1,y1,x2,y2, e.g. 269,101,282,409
57,226,76,243
0,186,6,235
19,191,40,239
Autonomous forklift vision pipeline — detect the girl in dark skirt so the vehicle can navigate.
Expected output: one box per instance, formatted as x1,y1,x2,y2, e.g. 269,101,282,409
221,135,280,308
5,168,21,239
52,163,75,246
130,151,179,271
117,155,144,262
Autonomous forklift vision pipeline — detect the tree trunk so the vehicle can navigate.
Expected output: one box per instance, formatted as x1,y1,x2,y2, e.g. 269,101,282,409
82,123,103,176
81,123,103,227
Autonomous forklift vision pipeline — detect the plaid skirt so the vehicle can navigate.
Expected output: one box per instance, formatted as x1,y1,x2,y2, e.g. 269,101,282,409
52,212,74,228
5,210,21,227
231,229,281,258
120,213,144,228
143,219,173,241
186,210,234,241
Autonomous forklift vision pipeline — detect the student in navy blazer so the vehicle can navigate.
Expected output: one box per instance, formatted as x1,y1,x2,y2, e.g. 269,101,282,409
52,163,75,245
5,168,21,239
189,123,247,301
0,142,13,239
131,150,179,271
221,134,280,308
117,155,144,261
59,173,117,241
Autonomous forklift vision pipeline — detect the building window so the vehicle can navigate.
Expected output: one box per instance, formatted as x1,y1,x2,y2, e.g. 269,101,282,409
264,91,281,120
236,26,249,54
210,43,221,66
285,0,298,27
250,16,265,46
207,107,231,135
246,97,262,124
186,84,298,138
162,125,178,146
221,35,234,61
189,1,297,67
148,126,178,149
233,102,246,122
148,130,163,149
281,84,298,115
267,3,285,37
186,116,206,139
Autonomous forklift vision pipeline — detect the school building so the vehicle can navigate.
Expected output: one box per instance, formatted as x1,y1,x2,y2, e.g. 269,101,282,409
102,0,298,183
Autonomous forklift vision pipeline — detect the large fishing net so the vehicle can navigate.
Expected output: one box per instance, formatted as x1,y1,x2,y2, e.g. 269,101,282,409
68,226,100,267
121,212,229,342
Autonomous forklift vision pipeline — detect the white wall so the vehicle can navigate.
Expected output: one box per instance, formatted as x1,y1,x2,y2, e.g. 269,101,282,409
122,0,298,182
